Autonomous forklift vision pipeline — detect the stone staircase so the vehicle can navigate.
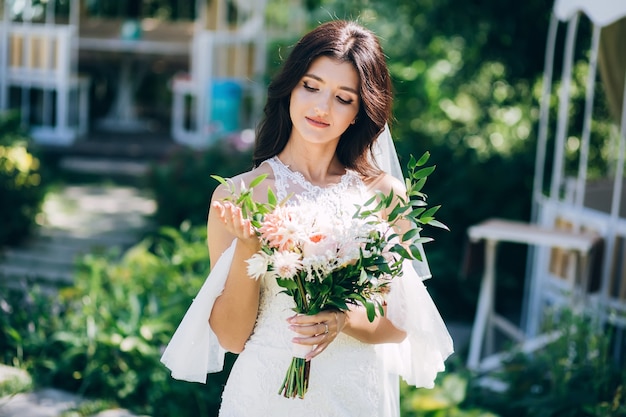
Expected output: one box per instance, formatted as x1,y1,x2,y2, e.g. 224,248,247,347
0,184,156,288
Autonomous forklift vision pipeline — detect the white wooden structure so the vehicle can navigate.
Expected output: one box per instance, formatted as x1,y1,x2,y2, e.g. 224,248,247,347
170,0,268,147
0,0,299,147
0,0,89,144
467,0,626,371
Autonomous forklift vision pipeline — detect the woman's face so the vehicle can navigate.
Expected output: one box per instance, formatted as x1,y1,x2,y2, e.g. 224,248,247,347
289,56,360,146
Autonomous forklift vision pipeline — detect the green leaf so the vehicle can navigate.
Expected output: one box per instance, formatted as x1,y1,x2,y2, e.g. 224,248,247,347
409,177,428,195
429,219,449,230
210,174,229,187
416,151,430,166
391,244,412,259
276,278,298,290
333,300,350,311
267,188,277,207
413,165,436,180
384,189,395,206
364,300,376,322
402,228,419,241
389,202,410,216
409,207,426,218
248,174,268,189
363,194,378,206
409,244,424,260
377,302,385,317
421,205,441,219
415,236,434,244
408,154,418,170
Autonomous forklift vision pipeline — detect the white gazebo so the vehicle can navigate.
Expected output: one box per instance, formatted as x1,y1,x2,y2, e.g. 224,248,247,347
467,0,626,371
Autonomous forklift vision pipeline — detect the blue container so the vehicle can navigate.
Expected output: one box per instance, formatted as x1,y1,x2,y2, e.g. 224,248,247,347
209,79,243,135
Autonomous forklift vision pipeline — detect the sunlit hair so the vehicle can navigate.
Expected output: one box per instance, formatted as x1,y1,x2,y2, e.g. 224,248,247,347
253,20,392,176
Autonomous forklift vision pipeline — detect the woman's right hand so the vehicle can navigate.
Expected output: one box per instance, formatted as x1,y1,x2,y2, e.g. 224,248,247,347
211,200,259,249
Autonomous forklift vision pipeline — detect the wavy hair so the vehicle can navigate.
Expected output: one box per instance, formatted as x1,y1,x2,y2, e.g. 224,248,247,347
253,20,393,176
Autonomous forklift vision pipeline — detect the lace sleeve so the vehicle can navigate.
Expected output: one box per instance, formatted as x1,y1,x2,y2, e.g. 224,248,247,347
160,240,236,383
383,260,454,388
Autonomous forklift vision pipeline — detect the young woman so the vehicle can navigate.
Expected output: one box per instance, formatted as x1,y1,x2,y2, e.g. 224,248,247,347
161,20,453,416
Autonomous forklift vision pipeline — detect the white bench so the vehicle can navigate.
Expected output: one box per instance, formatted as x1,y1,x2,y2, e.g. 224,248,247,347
466,217,602,372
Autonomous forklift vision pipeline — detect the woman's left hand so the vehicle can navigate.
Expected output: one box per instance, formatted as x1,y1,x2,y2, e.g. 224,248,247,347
287,310,346,361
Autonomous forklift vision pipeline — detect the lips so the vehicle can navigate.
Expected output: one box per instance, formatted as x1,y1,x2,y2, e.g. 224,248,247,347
305,116,330,127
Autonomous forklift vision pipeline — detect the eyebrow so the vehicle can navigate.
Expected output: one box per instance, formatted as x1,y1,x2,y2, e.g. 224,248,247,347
304,73,359,95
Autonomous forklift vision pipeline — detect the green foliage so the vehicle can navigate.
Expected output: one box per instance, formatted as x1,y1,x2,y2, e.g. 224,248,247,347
304,0,616,322
0,365,33,398
467,309,626,417
0,111,49,247
146,142,253,228
59,399,118,417
401,373,500,417
0,223,234,417
0,282,64,372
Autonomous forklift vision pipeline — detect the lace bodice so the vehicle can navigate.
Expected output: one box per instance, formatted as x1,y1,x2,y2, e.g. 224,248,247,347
266,155,368,211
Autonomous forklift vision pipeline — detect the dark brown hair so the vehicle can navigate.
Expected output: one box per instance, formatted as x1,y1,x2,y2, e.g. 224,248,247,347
253,20,392,176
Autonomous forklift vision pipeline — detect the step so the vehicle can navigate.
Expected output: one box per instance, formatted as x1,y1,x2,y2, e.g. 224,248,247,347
0,248,79,269
0,264,74,285
59,157,150,177
2,229,148,265
36,227,149,248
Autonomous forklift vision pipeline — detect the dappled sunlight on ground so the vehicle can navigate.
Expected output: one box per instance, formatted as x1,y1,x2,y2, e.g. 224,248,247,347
37,185,156,239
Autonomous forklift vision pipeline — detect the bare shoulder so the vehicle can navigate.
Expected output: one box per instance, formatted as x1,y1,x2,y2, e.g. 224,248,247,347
363,172,407,198
211,163,275,203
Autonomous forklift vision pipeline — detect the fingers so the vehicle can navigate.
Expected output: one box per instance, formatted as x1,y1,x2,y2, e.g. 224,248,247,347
288,311,345,361
290,328,331,360
213,201,255,238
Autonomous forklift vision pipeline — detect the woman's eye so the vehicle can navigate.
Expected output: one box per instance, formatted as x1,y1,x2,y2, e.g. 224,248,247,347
303,82,318,92
337,96,354,105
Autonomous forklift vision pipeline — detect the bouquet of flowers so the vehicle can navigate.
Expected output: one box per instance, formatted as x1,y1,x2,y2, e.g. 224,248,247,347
212,153,446,399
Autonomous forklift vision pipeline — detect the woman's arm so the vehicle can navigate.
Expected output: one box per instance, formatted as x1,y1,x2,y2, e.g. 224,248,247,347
207,174,266,353
342,305,407,343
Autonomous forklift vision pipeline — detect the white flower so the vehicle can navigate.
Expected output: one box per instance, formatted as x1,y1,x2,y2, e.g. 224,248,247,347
246,252,271,280
273,251,303,279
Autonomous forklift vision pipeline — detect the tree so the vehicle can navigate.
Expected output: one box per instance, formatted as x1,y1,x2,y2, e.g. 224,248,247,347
303,0,557,319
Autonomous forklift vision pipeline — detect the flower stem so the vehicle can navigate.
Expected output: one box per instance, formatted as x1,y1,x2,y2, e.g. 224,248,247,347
278,357,310,399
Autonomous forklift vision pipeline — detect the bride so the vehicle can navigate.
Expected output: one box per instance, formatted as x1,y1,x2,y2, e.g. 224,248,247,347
161,19,453,416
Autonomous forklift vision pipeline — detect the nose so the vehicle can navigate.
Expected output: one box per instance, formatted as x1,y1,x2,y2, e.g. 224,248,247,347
314,106,328,117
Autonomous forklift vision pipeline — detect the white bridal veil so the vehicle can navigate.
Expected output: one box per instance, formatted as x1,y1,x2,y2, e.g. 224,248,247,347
371,123,432,280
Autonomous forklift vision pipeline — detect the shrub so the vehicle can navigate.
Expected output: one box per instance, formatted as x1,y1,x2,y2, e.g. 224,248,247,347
467,308,626,417
0,111,48,247
0,223,234,417
401,372,500,417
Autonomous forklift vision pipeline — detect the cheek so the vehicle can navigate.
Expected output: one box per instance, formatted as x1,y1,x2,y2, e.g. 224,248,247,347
289,90,307,115
336,105,359,124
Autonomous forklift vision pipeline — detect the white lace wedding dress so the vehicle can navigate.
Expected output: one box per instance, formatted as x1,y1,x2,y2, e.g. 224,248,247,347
161,156,454,417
